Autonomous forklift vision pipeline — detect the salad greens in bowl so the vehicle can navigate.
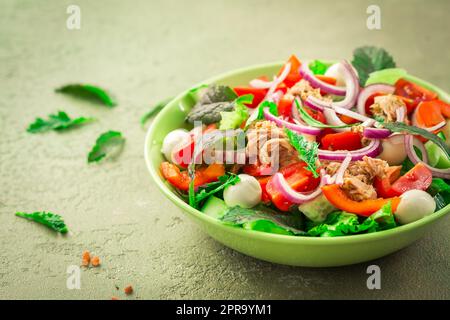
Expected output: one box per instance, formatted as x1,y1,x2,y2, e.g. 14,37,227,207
145,47,450,266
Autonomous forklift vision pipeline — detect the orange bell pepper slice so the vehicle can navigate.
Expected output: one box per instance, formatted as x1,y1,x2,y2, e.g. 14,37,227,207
160,162,224,191
415,100,445,127
322,184,400,217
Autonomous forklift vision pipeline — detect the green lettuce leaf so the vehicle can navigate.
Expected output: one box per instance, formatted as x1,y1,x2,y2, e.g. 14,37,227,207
221,205,305,236
193,174,240,209
219,95,252,130
285,128,319,177
309,60,331,75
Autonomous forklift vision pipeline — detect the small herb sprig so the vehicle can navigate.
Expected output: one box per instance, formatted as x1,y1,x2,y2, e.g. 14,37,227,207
285,128,319,177
27,111,95,133
88,130,125,163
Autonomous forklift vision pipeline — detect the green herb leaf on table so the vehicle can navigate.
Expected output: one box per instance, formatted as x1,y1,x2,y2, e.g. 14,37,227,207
285,128,319,178
88,130,125,163
221,205,305,236
55,84,117,107
140,97,174,127
351,46,396,87
15,211,68,234
27,111,95,133
382,122,450,157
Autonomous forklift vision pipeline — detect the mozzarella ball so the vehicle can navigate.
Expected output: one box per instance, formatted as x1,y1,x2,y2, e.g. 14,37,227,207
161,129,190,162
378,137,408,165
223,174,262,208
395,190,436,225
325,63,358,86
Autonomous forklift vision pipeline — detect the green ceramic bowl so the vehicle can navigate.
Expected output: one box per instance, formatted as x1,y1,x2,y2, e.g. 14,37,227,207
145,62,450,267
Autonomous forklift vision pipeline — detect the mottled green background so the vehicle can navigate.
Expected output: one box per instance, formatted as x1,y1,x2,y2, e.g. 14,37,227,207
0,0,449,299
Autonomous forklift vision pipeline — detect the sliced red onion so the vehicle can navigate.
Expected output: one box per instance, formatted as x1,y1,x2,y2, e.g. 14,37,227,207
249,78,273,89
363,127,391,139
404,135,450,179
299,64,346,96
424,121,446,132
318,139,382,161
334,153,352,185
332,105,371,122
264,62,291,101
263,108,321,136
356,84,395,116
363,119,376,127
322,108,350,132
304,60,360,111
271,170,329,204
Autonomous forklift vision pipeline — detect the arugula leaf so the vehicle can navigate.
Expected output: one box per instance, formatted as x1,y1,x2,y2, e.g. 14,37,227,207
88,130,125,163
351,46,396,87
56,84,117,107
15,211,68,234
284,128,319,177
27,111,95,133
295,99,355,129
140,97,173,127
193,174,240,208
187,129,243,207
382,122,450,157
309,60,330,75
221,205,305,235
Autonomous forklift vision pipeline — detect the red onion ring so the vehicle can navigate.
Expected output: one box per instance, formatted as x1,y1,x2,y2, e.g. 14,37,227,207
334,153,352,185
272,170,329,204
363,127,391,139
356,84,395,116
304,60,359,111
249,78,273,89
322,108,350,132
318,139,382,161
264,62,291,101
404,134,450,179
263,108,322,136
424,121,446,132
299,64,346,96
332,105,371,122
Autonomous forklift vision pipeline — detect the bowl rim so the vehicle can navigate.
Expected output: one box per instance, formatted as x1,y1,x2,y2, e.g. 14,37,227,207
145,61,450,244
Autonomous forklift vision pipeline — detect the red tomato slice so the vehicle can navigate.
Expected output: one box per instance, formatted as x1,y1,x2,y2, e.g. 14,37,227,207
277,95,294,118
278,55,302,88
265,162,319,211
233,87,267,108
415,100,446,127
305,107,326,124
321,132,362,151
394,79,438,106
364,92,385,115
374,163,432,197
390,163,432,195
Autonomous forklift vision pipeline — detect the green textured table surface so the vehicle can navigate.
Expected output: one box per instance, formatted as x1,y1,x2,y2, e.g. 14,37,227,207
1,0,449,299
